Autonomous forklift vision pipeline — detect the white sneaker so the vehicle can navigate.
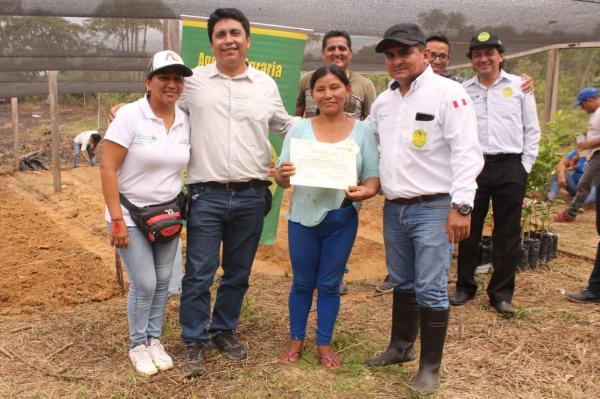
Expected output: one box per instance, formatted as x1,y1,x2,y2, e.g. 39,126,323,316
148,338,174,371
129,344,158,376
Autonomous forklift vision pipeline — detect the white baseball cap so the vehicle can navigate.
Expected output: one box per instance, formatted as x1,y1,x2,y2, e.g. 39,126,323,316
147,50,193,78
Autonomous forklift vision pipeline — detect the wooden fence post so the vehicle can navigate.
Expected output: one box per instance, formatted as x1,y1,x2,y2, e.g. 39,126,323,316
543,48,560,132
11,97,19,171
48,71,61,193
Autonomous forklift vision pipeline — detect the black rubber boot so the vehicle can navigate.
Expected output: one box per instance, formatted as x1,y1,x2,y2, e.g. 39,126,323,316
411,306,450,393
365,290,418,366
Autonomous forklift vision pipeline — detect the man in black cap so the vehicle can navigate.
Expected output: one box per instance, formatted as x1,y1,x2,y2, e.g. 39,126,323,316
451,32,540,315
365,23,483,393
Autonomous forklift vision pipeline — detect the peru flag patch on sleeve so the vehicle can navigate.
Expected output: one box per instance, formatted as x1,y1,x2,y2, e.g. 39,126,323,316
452,98,468,109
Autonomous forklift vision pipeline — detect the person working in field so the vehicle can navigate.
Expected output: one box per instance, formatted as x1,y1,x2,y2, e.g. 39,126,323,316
73,130,102,167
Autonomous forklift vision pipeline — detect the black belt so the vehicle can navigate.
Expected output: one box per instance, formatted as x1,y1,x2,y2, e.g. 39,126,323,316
483,153,521,162
190,179,271,190
387,193,448,205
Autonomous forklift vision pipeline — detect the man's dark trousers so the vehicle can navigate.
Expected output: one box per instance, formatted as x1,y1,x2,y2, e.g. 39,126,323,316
587,180,600,296
456,154,528,305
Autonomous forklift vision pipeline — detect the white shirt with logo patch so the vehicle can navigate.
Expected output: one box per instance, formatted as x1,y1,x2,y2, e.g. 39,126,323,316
463,70,541,172
368,66,483,206
104,96,190,226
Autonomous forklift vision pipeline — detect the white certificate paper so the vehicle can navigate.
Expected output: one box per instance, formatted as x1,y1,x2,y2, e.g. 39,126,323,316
289,138,357,190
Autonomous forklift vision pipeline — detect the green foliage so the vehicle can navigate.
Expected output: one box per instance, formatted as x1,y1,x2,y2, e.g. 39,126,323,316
527,111,579,200
365,74,391,95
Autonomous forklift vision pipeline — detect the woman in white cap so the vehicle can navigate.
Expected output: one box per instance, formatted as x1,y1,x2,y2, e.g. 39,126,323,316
100,50,192,376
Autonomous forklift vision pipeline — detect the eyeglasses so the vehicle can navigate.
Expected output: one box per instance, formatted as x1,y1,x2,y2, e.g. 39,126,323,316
430,52,449,62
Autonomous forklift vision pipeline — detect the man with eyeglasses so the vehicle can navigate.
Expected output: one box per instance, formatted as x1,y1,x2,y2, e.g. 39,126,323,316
450,32,541,316
427,35,464,83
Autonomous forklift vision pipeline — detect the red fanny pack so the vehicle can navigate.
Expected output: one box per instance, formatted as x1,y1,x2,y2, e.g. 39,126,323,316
119,193,185,243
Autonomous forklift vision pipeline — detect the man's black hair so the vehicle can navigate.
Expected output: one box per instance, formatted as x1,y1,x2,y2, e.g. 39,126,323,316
91,133,102,144
207,8,251,43
322,30,352,50
426,34,450,48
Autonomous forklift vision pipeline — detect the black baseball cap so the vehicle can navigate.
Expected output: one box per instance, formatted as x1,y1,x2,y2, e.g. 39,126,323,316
468,31,503,50
375,23,426,53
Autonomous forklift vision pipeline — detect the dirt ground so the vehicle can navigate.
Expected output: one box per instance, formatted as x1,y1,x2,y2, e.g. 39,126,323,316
0,101,599,398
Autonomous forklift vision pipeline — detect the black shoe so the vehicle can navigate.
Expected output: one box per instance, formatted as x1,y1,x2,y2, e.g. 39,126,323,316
182,342,206,377
494,301,516,316
449,290,474,306
365,290,418,367
567,289,600,303
210,331,247,360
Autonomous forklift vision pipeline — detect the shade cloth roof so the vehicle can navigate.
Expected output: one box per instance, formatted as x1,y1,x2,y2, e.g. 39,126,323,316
1,0,599,97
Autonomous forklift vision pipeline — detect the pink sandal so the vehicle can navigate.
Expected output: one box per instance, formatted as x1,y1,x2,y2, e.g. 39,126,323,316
279,346,302,364
318,351,341,370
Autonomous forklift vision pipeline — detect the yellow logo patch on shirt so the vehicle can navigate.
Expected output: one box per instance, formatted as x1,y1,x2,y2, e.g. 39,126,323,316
412,129,427,148
503,87,513,97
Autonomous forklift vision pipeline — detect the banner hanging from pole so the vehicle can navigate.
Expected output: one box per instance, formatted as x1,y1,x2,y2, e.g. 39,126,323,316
180,16,310,244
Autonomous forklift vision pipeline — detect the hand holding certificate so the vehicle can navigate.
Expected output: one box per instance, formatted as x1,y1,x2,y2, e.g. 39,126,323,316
289,138,357,190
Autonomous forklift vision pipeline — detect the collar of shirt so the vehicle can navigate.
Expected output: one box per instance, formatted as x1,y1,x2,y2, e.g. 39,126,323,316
205,62,256,82
390,65,433,93
139,94,186,128
467,69,509,89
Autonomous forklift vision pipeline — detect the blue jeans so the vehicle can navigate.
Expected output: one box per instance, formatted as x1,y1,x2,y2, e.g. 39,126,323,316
180,184,266,343
73,142,95,167
288,206,358,346
383,197,453,309
548,173,596,205
114,225,178,347
168,238,183,295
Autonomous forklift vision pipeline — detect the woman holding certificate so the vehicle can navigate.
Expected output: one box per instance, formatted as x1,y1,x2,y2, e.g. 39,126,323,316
275,64,380,369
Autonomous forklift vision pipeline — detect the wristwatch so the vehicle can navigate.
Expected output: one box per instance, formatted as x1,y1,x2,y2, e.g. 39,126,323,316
452,203,473,216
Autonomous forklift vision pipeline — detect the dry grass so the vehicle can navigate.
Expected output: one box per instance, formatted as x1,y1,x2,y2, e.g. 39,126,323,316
1,252,599,399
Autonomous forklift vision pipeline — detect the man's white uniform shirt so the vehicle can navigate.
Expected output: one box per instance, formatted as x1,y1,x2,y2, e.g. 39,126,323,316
368,66,483,206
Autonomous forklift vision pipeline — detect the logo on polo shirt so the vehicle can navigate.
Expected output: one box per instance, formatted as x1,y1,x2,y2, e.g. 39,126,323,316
503,87,513,97
412,129,427,148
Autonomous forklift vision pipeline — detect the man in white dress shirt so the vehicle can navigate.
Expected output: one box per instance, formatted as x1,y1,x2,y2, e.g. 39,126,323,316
451,32,540,315
178,8,294,376
364,23,483,393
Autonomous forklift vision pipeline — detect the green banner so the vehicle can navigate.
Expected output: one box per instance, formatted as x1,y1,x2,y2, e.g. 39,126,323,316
181,18,308,244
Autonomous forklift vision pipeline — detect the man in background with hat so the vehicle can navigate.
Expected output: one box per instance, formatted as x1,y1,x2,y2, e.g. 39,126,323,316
364,23,483,393
451,32,541,315
554,88,600,223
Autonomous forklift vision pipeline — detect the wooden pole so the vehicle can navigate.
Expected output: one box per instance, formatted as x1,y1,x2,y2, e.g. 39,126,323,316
163,19,180,51
97,93,101,129
11,97,19,171
48,71,61,193
543,49,560,132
